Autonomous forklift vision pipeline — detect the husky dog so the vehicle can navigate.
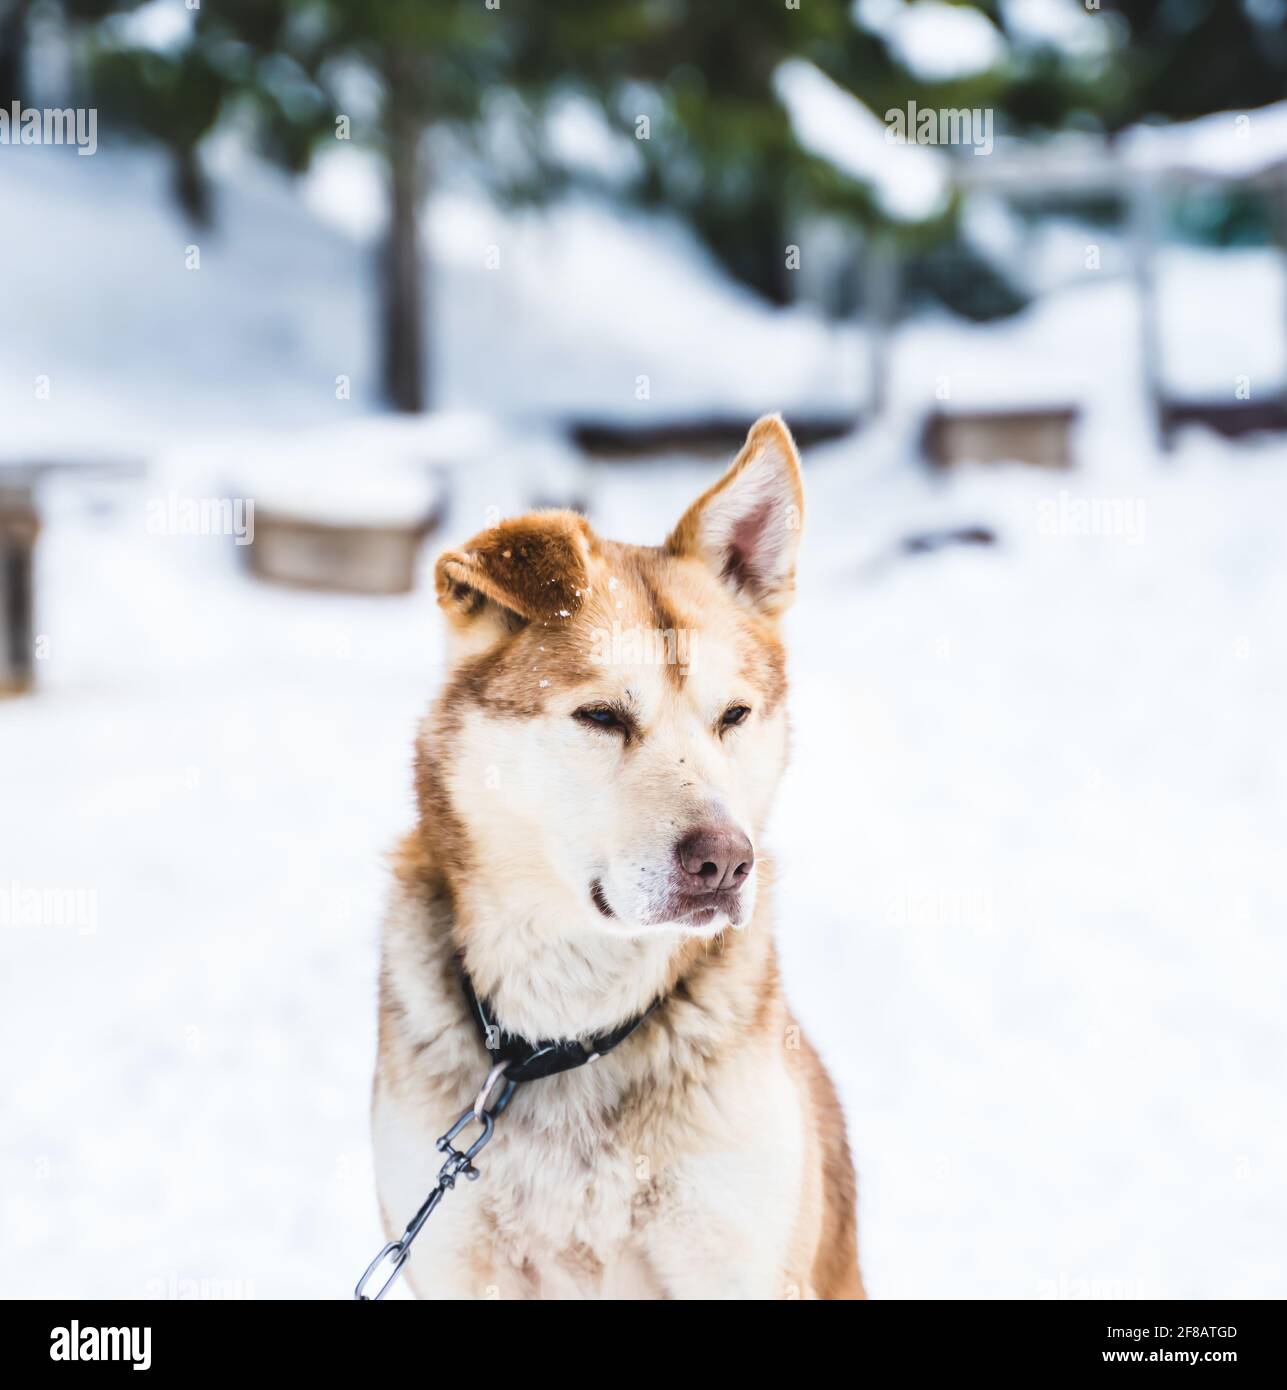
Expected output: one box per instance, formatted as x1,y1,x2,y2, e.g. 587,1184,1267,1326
371,415,863,1299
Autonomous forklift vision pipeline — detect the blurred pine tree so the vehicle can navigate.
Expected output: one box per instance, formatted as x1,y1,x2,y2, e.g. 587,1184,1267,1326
5,0,1282,410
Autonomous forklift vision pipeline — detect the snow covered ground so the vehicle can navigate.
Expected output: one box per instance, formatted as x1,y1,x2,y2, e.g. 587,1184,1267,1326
2,146,1286,1300
0,144,866,450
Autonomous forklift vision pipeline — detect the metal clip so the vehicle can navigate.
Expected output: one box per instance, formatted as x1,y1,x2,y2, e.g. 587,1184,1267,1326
354,1240,411,1303
353,1062,515,1300
473,1060,513,1120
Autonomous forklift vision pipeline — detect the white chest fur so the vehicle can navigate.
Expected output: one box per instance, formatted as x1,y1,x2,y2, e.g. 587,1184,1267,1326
372,1043,805,1300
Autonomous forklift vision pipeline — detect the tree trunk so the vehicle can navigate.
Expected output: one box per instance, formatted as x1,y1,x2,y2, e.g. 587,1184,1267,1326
0,2,28,104
379,60,426,413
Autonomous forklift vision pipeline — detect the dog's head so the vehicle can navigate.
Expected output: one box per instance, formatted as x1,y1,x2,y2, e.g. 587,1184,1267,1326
421,415,803,940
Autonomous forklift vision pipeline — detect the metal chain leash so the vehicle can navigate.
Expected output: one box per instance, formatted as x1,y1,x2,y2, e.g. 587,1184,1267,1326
353,1062,516,1301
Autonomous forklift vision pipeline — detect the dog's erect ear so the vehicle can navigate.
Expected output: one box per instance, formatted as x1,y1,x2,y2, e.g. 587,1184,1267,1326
666,414,804,615
435,511,591,636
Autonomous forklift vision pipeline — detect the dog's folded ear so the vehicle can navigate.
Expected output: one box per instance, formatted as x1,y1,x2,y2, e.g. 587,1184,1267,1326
666,414,804,615
435,511,592,635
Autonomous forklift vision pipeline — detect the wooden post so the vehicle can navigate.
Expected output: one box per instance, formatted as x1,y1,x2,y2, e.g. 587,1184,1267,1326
1274,164,1287,419
1129,170,1168,453
0,483,39,696
863,231,899,421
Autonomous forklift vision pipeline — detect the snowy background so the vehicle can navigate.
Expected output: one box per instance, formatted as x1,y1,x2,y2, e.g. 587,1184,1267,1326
4,85,1287,1297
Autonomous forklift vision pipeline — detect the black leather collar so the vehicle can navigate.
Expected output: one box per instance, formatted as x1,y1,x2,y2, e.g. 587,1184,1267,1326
459,968,658,1084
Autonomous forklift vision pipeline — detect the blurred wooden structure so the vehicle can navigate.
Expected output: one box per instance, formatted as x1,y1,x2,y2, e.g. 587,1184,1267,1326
238,448,449,596
955,120,1287,452
922,406,1078,470
1130,148,1287,448
572,414,857,459
0,455,145,697
245,510,441,595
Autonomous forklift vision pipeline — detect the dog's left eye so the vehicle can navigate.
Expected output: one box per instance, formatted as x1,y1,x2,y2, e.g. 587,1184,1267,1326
722,704,751,728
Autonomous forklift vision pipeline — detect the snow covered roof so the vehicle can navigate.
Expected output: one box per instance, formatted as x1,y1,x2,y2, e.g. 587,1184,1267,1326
952,133,1123,197
954,103,1287,200
229,448,445,530
1122,102,1287,183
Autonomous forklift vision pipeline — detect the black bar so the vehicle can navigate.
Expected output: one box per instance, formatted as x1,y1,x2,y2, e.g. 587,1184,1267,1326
6,1299,1274,1375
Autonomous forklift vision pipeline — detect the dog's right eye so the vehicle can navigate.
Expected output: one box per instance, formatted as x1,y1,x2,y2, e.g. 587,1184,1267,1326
574,705,628,735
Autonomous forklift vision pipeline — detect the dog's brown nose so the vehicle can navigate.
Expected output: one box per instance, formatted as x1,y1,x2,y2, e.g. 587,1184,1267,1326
676,825,754,893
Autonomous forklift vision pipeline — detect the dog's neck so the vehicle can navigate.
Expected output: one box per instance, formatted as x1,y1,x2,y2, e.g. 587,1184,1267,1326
447,872,700,1043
